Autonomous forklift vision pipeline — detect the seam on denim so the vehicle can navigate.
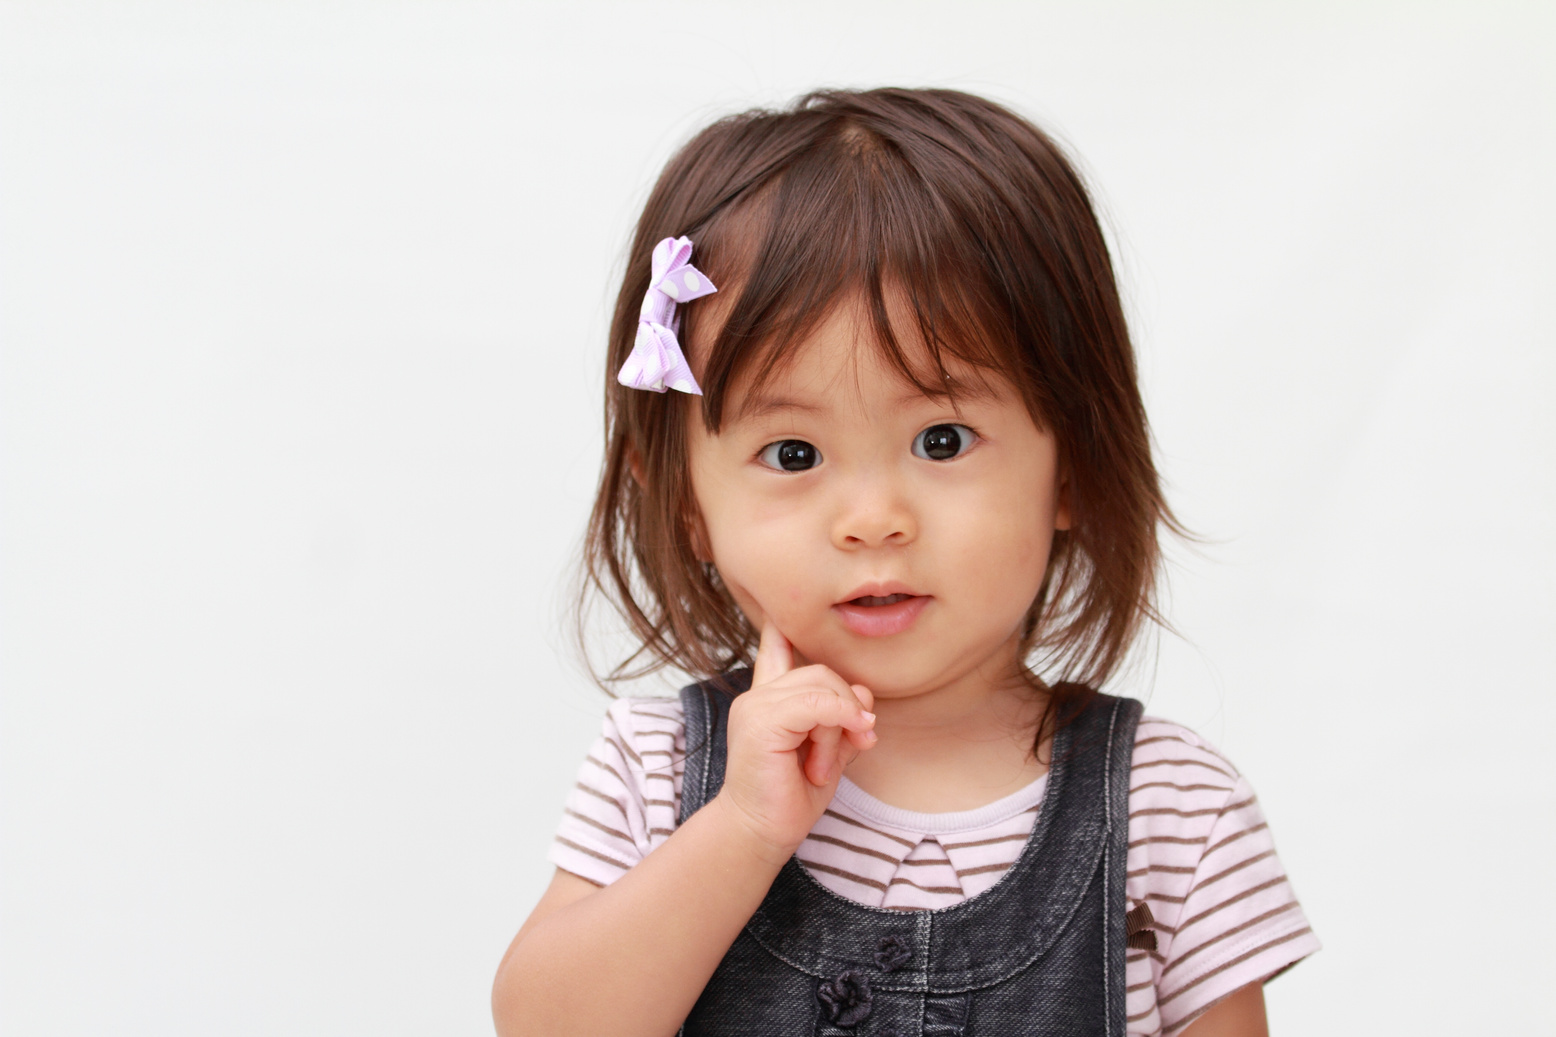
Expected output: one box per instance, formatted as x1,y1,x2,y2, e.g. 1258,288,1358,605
698,687,711,810
914,912,932,993
1103,697,1120,1036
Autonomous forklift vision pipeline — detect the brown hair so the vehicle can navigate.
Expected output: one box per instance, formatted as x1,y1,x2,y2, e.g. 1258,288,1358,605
582,88,1178,735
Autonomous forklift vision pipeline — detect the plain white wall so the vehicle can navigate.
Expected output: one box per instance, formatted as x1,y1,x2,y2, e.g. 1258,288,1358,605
2,2,1552,1033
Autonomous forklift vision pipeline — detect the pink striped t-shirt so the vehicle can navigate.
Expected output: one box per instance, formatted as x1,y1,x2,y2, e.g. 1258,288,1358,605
550,698,1318,1035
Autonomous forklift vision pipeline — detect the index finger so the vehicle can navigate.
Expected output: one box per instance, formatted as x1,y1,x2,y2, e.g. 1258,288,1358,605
751,621,794,689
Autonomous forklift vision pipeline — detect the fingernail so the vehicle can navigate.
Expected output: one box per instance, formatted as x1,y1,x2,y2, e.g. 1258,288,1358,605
862,711,877,724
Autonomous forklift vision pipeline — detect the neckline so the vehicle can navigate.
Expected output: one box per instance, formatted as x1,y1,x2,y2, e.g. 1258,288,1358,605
832,771,1049,836
739,699,1136,991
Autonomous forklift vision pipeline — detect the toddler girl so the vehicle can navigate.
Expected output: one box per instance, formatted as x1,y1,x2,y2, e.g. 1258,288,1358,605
493,88,1317,1037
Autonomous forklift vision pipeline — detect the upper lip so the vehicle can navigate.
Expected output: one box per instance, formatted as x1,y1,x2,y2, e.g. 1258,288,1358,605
836,581,922,605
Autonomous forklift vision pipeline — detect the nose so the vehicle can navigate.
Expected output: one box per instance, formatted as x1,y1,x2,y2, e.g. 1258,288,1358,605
830,471,918,550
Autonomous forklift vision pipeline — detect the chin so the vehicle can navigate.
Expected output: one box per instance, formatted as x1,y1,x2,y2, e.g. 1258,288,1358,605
804,640,950,698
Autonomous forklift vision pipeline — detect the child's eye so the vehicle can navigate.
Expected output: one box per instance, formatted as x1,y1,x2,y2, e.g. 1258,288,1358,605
912,423,977,461
758,439,822,472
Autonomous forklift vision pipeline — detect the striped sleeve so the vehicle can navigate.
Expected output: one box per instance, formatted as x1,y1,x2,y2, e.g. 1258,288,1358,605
547,697,685,886
1125,719,1319,1035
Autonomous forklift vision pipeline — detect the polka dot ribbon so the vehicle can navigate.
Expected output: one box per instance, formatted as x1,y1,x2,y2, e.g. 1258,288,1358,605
616,235,718,395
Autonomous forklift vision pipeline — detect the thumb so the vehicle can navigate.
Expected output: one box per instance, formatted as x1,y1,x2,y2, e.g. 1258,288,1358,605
751,620,794,689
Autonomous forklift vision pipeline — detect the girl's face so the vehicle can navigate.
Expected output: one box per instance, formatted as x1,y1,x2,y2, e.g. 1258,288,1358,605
687,298,1070,701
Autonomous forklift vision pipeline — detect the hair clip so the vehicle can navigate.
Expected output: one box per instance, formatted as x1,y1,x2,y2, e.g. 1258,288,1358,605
616,236,718,395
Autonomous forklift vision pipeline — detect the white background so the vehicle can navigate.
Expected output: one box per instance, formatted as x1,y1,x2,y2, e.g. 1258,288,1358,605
3,2,1552,1034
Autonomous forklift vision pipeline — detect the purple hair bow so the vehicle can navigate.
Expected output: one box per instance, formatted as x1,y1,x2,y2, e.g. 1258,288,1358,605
616,235,718,395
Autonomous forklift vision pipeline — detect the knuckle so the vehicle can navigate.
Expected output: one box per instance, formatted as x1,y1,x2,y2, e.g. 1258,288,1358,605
804,689,850,717
800,689,831,710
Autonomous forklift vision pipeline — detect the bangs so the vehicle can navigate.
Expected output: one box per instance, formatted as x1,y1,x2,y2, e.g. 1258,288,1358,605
683,121,1036,431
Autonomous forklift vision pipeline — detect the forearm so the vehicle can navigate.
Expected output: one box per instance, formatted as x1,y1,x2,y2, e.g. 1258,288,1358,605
492,796,789,1037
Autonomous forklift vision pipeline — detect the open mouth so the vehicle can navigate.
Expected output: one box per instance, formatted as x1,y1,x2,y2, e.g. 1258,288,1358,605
850,593,914,607
833,589,929,637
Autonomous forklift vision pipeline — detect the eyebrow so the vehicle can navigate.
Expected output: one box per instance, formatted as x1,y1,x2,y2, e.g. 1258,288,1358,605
733,394,827,421
894,377,1001,406
733,378,1001,422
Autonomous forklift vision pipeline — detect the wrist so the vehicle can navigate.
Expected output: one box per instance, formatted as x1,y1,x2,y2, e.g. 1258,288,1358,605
701,794,801,874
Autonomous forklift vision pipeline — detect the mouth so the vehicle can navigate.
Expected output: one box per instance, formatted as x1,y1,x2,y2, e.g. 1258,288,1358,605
833,585,930,638
848,593,915,607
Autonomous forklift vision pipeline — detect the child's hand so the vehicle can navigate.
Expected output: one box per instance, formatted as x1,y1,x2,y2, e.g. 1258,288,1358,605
713,622,877,864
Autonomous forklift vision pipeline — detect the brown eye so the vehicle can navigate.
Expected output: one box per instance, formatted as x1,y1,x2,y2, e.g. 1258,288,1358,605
913,424,975,461
759,439,821,472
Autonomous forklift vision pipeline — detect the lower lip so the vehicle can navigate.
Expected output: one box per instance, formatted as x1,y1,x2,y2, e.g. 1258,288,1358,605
832,595,930,638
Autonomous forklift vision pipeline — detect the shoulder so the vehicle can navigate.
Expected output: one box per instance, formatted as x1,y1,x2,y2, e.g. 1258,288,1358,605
604,695,686,742
1125,716,1249,881
594,696,686,785
1130,716,1242,784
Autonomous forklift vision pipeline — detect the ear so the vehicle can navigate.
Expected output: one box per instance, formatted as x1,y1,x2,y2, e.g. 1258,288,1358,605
685,502,715,563
625,445,646,489
1053,470,1073,532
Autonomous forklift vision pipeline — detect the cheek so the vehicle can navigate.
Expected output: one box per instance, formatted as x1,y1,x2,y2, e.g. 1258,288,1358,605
951,508,1053,595
700,496,817,618
687,427,816,625
942,462,1060,599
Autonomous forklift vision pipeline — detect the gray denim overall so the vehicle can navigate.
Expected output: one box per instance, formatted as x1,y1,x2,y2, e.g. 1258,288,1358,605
676,672,1143,1036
